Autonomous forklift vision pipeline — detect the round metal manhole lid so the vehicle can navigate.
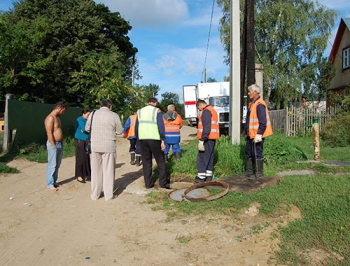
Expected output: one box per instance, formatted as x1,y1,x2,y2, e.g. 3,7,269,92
168,187,211,202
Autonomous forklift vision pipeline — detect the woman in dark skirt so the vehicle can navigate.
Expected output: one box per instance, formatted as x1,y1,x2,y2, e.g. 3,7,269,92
74,108,91,183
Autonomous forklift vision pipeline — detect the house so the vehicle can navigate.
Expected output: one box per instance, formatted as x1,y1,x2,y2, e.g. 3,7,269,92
329,18,350,93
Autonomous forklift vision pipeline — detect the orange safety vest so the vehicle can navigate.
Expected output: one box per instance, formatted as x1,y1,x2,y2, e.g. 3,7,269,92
248,98,273,139
163,112,183,133
197,105,220,140
125,114,137,138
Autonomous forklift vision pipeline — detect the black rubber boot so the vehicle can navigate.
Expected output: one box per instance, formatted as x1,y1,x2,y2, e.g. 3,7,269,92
205,176,213,181
135,155,142,166
130,153,135,165
174,152,181,161
256,159,264,179
195,176,206,183
240,158,254,178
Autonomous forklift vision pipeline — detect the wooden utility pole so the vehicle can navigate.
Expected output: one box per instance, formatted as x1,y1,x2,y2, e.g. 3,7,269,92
229,0,241,144
246,0,255,89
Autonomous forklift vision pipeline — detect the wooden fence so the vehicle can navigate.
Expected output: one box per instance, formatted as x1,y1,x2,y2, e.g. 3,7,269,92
269,106,338,136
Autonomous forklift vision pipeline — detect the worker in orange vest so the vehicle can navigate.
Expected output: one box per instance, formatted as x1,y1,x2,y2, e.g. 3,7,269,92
242,84,273,180
123,111,140,165
195,99,220,183
163,104,183,161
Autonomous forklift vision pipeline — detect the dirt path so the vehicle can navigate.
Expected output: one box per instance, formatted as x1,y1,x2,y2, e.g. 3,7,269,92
0,126,300,266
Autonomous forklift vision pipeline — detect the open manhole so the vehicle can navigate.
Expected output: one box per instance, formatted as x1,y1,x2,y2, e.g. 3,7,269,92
168,187,211,202
168,181,229,202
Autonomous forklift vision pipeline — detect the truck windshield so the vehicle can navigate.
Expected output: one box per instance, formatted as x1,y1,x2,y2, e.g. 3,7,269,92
209,96,229,107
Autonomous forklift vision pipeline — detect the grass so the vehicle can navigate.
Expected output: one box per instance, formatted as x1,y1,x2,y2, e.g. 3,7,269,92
148,132,350,265
0,134,76,172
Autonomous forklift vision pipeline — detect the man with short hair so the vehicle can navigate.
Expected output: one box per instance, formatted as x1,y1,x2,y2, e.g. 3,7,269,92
85,99,123,200
195,99,220,183
44,102,67,191
163,104,183,161
136,97,169,189
242,84,273,180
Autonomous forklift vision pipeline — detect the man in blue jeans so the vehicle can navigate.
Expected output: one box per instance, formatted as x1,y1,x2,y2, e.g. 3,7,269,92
44,102,67,191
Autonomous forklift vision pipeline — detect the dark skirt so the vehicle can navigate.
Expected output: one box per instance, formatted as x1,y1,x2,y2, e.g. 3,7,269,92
75,139,91,178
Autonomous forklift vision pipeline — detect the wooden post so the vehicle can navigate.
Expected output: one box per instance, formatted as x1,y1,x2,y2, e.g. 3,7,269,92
2,94,13,152
313,117,320,161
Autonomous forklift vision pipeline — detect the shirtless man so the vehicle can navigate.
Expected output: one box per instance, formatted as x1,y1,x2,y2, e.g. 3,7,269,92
44,102,67,191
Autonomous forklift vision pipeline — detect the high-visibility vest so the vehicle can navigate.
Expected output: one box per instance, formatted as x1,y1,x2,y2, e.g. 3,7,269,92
125,114,137,138
248,98,273,139
137,105,160,140
164,112,182,134
197,105,220,140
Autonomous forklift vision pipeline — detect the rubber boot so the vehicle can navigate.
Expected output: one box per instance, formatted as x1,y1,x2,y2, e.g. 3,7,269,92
174,152,181,161
240,158,254,178
130,153,135,165
135,155,142,166
195,176,206,183
205,176,213,182
256,159,264,179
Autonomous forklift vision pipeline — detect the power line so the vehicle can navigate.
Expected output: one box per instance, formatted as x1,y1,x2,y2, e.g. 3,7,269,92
203,0,215,75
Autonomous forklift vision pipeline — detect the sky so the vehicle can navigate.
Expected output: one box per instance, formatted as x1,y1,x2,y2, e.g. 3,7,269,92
1,0,350,103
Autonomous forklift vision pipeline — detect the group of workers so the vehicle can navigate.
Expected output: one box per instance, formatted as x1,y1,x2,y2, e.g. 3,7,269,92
44,83,272,200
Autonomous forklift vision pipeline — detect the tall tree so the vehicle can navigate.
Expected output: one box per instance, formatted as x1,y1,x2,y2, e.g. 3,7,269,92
159,92,182,114
0,0,138,107
217,0,337,109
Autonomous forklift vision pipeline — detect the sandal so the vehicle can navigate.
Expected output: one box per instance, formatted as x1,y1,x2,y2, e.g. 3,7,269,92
77,178,86,183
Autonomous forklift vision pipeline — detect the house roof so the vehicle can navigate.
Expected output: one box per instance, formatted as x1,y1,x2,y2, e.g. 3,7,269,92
329,18,350,62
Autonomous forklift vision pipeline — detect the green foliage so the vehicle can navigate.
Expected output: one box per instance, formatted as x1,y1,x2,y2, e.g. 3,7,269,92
264,131,307,166
216,0,337,107
321,97,350,147
2,136,76,164
321,113,350,147
171,132,307,179
0,163,18,173
0,0,138,107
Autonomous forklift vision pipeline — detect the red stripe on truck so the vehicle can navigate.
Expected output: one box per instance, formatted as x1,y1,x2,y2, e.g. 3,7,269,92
185,101,196,105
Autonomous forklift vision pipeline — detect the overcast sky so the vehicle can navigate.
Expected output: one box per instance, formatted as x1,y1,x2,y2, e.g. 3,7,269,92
1,0,350,102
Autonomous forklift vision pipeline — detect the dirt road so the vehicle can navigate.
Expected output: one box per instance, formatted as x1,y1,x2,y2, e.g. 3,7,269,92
0,125,300,266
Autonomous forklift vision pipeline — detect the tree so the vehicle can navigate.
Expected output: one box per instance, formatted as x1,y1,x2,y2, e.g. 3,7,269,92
217,0,337,109
0,0,138,108
159,92,183,116
207,77,217,83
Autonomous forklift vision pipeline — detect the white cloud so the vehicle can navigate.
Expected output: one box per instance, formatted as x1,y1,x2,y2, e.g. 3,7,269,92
96,0,189,28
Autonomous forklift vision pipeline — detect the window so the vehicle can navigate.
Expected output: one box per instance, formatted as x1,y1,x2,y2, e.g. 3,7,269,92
343,47,350,69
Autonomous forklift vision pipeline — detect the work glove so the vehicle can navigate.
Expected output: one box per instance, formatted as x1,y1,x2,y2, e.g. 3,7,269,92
198,140,205,151
253,134,262,143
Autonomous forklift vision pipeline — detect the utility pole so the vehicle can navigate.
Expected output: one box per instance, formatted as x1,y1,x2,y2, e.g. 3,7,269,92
229,0,241,144
246,0,255,90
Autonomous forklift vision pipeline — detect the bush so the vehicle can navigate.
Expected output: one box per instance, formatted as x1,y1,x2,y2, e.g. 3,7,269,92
264,132,308,166
321,113,350,147
320,96,350,147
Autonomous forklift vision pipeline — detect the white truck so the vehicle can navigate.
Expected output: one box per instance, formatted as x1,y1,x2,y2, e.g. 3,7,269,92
183,82,247,133
183,84,198,127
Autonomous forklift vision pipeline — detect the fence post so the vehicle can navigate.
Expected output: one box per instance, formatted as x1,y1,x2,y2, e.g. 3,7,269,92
2,94,13,152
313,117,320,161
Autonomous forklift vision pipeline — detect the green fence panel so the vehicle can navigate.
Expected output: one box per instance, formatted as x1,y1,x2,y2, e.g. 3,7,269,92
8,100,82,146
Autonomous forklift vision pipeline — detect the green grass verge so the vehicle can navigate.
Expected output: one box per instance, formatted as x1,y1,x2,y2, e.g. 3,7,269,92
149,132,350,265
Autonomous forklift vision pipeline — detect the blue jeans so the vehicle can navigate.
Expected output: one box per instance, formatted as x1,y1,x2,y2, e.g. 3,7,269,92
46,141,63,188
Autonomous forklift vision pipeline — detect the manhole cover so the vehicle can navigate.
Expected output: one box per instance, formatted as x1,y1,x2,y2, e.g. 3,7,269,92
168,188,211,202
